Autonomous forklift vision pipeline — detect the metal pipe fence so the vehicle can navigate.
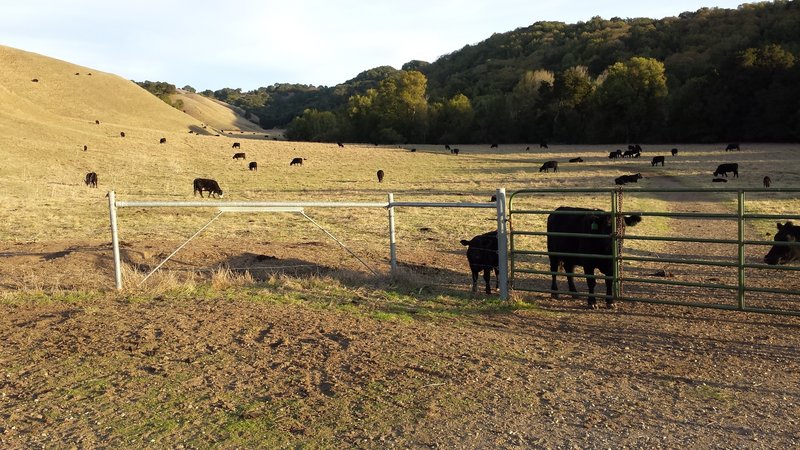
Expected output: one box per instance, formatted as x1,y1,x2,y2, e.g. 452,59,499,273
508,187,800,316
108,189,509,298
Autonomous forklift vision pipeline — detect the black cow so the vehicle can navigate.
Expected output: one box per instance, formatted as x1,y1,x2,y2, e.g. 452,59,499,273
725,143,740,151
83,145,88,151
671,148,678,156
539,161,558,172
712,178,728,183
623,149,640,158
569,157,584,163
540,142,548,149
232,142,241,149
84,172,97,188
763,176,772,188
410,148,417,152
233,152,246,160
460,231,499,294
95,120,100,124
713,163,738,178
31,78,39,82
651,156,665,166
376,169,384,183
628,144,636,151
120,131,125,137
445,144,451,152
525,146,530,151
249,162,258,171
547,206,642,308
490,143,499,148
764,222,800,266
337,142,345,148
453,148,460,155
193,178,223,198
159,137,167,144
290,157,305,166
615,173,643,185
608,150,622,159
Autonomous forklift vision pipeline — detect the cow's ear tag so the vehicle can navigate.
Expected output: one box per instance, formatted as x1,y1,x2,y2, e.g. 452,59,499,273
591,221,599,231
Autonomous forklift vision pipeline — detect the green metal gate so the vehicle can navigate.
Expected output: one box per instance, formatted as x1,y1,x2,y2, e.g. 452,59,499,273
508,187,800,316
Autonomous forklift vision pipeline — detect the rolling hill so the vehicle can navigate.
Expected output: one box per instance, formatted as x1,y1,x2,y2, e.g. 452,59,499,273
170,89,266,133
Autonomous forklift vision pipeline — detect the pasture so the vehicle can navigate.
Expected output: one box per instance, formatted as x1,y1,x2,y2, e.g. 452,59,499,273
3,136,800,447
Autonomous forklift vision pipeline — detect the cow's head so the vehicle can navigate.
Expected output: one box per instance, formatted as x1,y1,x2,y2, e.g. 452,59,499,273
764,222,800,265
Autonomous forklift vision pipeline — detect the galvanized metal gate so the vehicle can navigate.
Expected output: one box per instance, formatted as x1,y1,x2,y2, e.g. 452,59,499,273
507,187,800,316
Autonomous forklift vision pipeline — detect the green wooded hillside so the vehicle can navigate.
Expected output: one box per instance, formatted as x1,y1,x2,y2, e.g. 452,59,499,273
209,1,800,144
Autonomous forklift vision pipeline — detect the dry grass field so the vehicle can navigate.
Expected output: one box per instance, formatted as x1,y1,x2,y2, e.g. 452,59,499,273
2,45,800,448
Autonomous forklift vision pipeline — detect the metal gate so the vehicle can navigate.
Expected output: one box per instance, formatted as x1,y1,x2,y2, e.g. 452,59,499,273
508,187,800,316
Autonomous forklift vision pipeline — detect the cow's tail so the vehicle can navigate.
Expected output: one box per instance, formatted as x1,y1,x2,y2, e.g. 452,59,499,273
460,239,472,246
624,215,642,226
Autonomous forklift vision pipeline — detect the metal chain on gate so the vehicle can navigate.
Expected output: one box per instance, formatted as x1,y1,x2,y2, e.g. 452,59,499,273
615,188,625,298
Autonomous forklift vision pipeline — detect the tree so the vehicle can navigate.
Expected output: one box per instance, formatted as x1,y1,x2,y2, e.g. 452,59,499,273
285,109,341,142
510,70,554,142
429,93,475,144
552,66,594,142
182,85,197,93
590,57,668,142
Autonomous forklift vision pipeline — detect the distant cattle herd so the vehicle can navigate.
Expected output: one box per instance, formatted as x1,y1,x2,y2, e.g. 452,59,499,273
73,127,782,304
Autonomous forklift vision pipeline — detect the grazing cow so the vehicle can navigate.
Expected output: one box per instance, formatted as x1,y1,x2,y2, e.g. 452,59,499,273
490,195,497,202
608,149,622,159
232,142,241,149
713,163,739,178
490,143,499,148
410,148,417,152
540,142,548,149
628,144,636,151
763,176,772,188
651,156,665,166
445,144,451,152
568,157,584,163
547,206,642,308
725,143,740,151
192,178,223,198
120,132,125,137
249,162,258,171
671,148,678,156
75,72,79,76
460,231,499,294
233,152,246,160
290,157,305,166
623,149,641,158
712,178,728,183
83,145,87,151
31,78,39,82
539,160,558,173
84,172,97,188
337,142,345,148
159,137,167,144
95,120,100,125
526,146,531,151
376,169,384,183
615,173,643,185
764,222,800,266
453,148,460,155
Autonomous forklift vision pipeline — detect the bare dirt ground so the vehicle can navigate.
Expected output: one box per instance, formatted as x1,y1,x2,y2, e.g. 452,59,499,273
2,285,799,448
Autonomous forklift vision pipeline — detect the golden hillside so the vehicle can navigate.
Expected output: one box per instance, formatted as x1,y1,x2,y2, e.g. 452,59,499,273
0,45,201,135
171,90,266,133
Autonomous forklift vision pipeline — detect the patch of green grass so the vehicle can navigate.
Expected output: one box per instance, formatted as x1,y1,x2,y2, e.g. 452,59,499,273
690,383,730,402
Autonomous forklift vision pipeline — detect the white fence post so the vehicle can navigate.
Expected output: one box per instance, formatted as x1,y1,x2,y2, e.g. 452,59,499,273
108,191,123,291
495,188,509,300
388,193,397,275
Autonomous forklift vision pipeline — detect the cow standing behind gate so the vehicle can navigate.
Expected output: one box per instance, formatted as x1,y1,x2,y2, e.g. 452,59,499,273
547,206,643,308
460,231,499,294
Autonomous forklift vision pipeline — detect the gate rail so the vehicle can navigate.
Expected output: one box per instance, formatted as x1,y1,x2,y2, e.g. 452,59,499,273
508,187,800,316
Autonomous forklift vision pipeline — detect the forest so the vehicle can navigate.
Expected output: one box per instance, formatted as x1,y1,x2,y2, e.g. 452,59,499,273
163,1,800,144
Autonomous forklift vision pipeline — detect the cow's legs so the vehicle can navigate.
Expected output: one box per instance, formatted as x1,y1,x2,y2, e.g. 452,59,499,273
584,266,598,309
565,263,578,297
483,268,492,294
604,275,615,308
470,267,480,293
549,258,560,298
493,267,499,291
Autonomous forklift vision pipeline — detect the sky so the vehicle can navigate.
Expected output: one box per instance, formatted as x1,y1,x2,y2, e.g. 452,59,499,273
1,0,749,91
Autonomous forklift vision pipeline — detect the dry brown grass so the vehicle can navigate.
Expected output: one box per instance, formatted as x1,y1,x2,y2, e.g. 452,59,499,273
1,44,799,292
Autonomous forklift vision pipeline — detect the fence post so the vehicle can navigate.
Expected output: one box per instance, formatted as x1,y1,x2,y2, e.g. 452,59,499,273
108,191,123,291
737,190,746,310
388,193,397,276
495,188,509,300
